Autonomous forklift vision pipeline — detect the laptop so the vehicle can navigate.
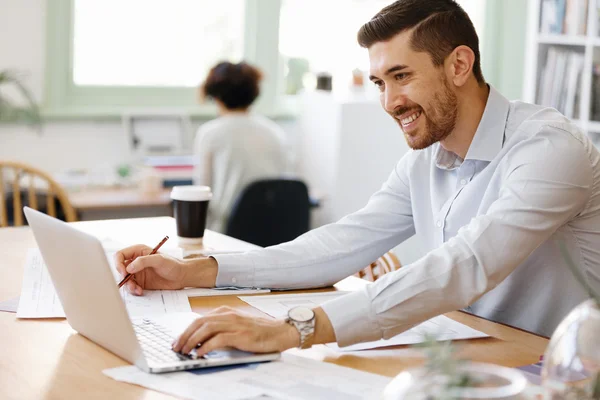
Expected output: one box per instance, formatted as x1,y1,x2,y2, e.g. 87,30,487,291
23,207,280,373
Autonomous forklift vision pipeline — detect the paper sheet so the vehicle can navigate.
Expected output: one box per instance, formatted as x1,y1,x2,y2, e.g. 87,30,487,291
184,287,271,297
17,249,191,318
239,292,488,351
516,360,543,385
0,297,19,313
238,292,349,318
103,353,391,400
327,315,488,351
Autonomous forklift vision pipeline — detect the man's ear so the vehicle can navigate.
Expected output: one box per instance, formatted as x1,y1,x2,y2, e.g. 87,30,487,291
445,45,475,87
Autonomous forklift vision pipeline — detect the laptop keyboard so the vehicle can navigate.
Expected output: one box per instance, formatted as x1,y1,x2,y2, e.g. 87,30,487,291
133,318,194,364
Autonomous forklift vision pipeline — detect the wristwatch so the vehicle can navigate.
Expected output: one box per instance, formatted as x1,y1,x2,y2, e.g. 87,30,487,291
285,306,316,349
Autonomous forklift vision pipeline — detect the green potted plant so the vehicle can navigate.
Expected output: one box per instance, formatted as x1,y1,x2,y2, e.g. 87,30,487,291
0,70,41,126
383,336,529,399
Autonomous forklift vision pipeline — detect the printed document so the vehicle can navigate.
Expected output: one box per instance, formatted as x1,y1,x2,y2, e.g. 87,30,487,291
0,297,19,313
17,249,191,318
239,292,488,351
103,353,391,400
184,287,271,297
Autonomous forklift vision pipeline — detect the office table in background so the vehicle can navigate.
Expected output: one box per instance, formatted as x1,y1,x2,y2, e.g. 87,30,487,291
0,217,549,399
69,188,172,220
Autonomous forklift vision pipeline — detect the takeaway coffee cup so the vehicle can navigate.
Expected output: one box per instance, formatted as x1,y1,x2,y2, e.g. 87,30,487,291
170,185,212,245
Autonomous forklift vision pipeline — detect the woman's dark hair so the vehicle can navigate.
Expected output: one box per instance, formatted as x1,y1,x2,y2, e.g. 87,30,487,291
357,0,484,84
201,61,263,110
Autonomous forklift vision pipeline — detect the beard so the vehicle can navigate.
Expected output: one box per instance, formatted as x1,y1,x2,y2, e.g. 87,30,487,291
393,78,458,150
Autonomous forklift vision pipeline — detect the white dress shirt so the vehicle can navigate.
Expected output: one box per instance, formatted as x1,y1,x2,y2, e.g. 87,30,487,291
214,87,600,345
193,113,289,232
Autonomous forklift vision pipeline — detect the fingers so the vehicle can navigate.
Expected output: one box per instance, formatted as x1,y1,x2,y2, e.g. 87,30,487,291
173,307,236,352
126,278,143,296
195,333,238,357
125,254,166,274
180,321,230,354
114,245,152,275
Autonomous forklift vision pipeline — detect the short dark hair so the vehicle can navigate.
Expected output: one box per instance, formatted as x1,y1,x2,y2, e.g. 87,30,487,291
201,61,263,110
357,0,485,85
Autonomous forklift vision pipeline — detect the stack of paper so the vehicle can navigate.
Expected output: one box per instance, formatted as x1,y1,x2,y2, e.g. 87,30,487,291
104,353,391,400
16,249,191,318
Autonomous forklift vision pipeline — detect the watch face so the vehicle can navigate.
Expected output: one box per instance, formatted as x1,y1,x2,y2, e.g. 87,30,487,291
289,306,314,323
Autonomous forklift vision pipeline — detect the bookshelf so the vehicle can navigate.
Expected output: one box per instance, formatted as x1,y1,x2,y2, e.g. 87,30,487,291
523,0,600,141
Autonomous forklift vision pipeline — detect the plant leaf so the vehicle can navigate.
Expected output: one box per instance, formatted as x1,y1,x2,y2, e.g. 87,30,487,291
0,69,42,125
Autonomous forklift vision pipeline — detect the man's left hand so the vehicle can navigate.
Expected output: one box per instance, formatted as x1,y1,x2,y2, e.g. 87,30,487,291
172,306,299,356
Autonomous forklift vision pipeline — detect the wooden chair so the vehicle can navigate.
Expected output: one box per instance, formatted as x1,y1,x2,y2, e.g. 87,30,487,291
356,251,402,282
0,161,77,227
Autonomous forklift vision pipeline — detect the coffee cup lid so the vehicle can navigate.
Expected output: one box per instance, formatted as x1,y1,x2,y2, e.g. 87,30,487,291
170,185,212,201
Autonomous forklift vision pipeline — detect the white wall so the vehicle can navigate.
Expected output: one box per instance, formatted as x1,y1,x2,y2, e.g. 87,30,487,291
0,0,131,172
0,0,300,174
297,92,426,265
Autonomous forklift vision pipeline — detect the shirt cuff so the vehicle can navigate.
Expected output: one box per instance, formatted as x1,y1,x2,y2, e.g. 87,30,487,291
320,289,382,347
213,253,256,288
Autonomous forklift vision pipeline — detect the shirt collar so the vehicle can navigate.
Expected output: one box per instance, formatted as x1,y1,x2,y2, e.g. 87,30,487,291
435,85,510,169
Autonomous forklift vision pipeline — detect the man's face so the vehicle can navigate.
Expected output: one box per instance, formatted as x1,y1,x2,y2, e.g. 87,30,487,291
368,31,458,150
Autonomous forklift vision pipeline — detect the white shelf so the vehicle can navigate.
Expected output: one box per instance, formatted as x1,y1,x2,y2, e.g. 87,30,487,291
525,0,598,144
588,121,600,132
537,34,587,46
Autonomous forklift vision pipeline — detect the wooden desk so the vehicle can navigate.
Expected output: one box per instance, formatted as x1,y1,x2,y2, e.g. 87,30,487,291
68,188,172,221
0,217,548,400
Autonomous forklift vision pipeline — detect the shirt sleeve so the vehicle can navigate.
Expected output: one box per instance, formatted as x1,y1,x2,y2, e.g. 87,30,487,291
213,152,416,289
322,127,593,346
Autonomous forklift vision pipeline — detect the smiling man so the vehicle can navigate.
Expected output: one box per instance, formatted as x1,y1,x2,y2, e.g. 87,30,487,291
116,0,600,356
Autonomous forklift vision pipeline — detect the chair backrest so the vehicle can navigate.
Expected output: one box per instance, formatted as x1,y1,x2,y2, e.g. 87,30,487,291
0,161,77,227
356,251,402,282
225,179,310,247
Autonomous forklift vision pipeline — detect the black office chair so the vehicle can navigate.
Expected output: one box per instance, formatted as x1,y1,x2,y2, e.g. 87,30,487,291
225,179,311,247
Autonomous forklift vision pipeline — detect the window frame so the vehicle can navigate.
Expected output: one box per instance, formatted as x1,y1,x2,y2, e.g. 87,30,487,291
44,0,497,120
43,0,290,120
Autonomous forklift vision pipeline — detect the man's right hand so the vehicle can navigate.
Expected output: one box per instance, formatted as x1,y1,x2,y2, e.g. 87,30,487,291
114,244,218,295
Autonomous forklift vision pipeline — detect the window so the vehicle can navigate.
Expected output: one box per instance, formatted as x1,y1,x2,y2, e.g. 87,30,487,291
279,0,392,94
72,0,245,87
279,0,486,95
45,0,267,116
45,0,486,117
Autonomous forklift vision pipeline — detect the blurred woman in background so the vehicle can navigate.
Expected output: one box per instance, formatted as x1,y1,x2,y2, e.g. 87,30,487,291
194,61,289,232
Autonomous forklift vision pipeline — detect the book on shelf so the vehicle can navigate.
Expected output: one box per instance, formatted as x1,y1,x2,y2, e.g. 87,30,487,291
591,65,600,121
540,0,588,35
536,46,584,119
143,155,195,187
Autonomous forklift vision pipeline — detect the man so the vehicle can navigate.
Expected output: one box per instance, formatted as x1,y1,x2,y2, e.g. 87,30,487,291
116,0,600,357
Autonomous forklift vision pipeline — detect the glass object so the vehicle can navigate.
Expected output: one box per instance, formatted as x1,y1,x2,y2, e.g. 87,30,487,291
72,0,244,87
542,299,600,400
383,362,528,400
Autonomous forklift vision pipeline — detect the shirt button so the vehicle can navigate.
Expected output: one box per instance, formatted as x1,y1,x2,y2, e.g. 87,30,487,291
460,179,467,185
436,220,442,228
231,277,237,284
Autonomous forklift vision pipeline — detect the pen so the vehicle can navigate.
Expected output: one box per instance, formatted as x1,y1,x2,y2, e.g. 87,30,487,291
118,236,169,289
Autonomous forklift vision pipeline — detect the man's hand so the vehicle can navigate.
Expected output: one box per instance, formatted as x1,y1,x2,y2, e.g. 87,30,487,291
172,306,300,356
172,306,337,356
114,244,218,295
